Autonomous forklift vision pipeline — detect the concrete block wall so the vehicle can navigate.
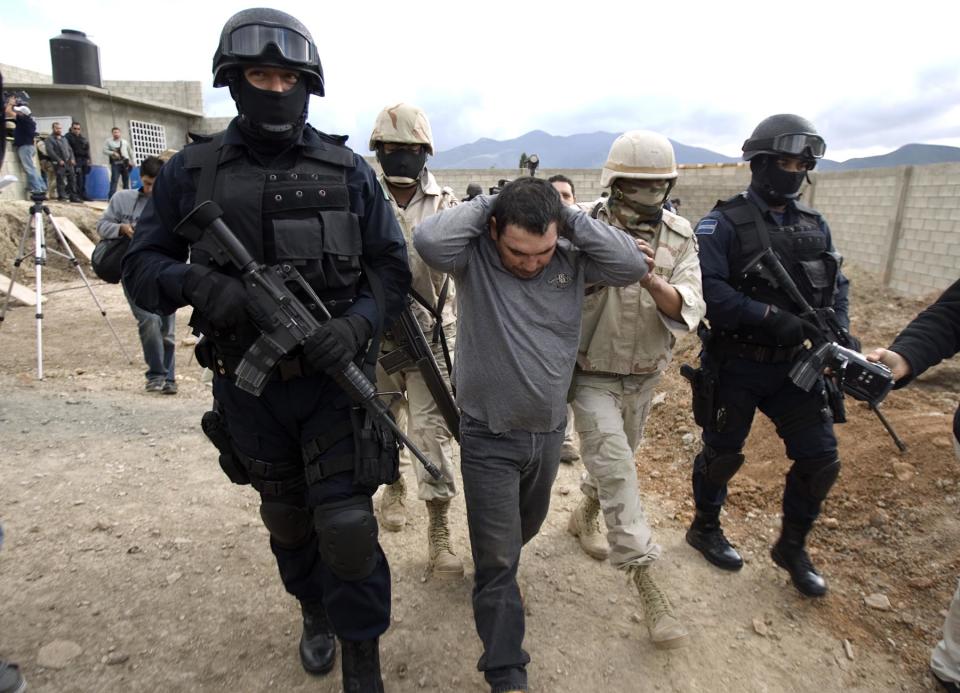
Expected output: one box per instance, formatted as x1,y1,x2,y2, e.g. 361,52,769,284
808,168,902,276
103,80,203,113
888,163,960,295
0,63,53,85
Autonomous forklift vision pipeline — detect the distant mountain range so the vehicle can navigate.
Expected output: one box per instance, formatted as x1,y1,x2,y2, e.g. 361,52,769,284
430,130,960,172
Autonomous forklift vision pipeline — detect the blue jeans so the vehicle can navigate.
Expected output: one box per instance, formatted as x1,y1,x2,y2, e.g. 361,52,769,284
123,285,175,383
17,145,47,193
109,161,129,197
460,412,564,693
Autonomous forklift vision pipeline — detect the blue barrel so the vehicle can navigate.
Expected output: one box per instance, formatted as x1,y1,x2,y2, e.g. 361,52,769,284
85,165,109,200
129,166,141,190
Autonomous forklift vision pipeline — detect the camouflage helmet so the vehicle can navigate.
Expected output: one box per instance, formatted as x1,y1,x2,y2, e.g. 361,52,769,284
600,130,678,188
369,103,434,156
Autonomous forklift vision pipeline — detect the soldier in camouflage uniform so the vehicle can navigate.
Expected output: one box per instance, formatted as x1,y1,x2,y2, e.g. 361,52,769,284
568,131,705,649
370,103,464,578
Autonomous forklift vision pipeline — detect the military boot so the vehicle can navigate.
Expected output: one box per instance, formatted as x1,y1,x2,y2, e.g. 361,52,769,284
378,477,407,532
629,565,689,650
685,508,743,571
425,499,464,578
299,599,335,675
567,494,610,560
771,520,827,597
341,638,384,693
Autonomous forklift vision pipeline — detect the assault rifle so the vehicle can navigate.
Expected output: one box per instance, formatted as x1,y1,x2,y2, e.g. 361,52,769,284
175,200,443,479
745,247,906,451
379,301,460,441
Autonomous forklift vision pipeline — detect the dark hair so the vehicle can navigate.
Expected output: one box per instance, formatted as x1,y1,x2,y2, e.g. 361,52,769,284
111,126,120,132
139,156,164,178
547,174,575,197
491,177,562,236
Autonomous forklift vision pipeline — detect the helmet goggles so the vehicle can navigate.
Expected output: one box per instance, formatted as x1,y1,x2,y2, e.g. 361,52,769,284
224,24,315,65
745,132,826,159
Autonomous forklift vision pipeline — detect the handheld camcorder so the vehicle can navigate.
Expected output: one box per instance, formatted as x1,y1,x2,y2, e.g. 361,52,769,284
789,342,894,407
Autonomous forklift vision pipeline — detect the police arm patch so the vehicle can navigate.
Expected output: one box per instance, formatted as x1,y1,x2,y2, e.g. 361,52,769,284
695,219,718,235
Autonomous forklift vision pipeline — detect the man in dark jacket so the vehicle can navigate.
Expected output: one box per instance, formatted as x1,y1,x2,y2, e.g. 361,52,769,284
868,277,960,692
45,122,80,202
65,121,92,200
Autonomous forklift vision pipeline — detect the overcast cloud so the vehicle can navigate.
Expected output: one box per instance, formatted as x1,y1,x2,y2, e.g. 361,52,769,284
4,0,959,161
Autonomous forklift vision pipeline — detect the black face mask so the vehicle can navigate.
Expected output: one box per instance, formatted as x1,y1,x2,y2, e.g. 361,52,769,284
750,156,806,205
378,148,427,186
235,78,307,140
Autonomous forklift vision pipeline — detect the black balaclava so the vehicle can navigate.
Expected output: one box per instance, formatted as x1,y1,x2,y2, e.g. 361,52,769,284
378,146,427,187
231,74,308,147
750,155,806,206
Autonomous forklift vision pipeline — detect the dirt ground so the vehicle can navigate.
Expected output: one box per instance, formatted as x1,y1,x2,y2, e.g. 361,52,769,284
0,200,956,692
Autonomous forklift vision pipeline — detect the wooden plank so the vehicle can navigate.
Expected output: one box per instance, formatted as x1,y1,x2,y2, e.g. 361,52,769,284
0,273,45,304
51,216,96,260
83,200,108,212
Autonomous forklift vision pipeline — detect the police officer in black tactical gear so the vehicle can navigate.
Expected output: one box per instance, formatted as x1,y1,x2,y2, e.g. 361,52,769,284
122,8,411,690
685,114,852,598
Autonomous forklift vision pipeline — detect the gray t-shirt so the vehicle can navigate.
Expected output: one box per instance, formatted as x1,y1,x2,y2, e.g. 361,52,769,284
414,195,647,433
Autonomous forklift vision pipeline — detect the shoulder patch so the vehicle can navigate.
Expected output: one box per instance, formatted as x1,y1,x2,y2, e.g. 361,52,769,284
695,219,718,236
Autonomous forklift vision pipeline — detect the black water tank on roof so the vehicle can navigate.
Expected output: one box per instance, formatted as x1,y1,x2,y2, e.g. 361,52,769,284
50,29,102,88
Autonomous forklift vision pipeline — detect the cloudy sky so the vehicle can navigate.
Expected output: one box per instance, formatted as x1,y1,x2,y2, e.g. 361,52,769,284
4,0,959,161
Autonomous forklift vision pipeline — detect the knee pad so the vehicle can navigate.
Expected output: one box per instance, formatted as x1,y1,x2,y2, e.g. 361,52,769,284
697,445,745,486
314,495,378,581
260,502,313,548
789,456,840,501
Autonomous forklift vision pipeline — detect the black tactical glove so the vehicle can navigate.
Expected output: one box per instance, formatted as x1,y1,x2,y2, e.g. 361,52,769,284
846,333,862,353
182,265,253,332
764,305,807,347
303,315,372,374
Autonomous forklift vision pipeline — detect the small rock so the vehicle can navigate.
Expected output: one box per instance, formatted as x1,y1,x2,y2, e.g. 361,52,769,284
934,436,953,450
681,433,695,445
752,618,769,636
104,652,129,665
570,586,584,596
892,462,916,482
38,640,83,669
557,486,571,496
843,639,854,660
166,572,182,585
865,593,892,611
651,392,666,407
908,577,934,590
418,675,426,687
631,612,642,624
822,517,840,530
396,663,407,679
139,428,149,436
127,545,142,554
869,510,889,528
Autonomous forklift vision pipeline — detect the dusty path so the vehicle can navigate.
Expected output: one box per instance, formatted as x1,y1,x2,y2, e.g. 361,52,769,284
0,276,942,692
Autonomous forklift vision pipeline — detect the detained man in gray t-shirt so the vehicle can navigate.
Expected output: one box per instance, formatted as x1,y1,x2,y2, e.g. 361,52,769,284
414,177,648,693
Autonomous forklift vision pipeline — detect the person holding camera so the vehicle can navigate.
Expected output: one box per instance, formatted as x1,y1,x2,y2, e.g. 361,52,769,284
414,177,647,693
97,156,175,393
866,278,960,692
686,114,853,598
103,127,133,197
4,93,46,196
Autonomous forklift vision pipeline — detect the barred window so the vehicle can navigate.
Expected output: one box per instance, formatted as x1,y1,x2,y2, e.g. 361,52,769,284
129,120,166,165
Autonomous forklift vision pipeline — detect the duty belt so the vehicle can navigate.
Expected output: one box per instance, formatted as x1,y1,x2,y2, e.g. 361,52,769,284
710,337,804,364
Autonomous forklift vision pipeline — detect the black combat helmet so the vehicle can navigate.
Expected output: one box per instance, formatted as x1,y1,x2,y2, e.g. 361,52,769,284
213,8,325,96
742,114,825,162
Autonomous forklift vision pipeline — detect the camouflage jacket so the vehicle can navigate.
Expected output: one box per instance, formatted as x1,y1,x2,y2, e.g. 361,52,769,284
378,168,458,332
577,205,705,375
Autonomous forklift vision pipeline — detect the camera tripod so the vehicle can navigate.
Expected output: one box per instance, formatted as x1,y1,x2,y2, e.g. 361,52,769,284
0,192,131,379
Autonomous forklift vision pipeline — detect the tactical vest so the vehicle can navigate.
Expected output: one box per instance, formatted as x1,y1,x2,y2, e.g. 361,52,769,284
718,192,840,322
181,130,363,353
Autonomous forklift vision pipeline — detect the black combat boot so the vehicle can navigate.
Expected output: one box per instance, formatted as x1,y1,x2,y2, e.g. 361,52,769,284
686,508,743,571
299,599,336,675
341,638,384,693
771,520,827,597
